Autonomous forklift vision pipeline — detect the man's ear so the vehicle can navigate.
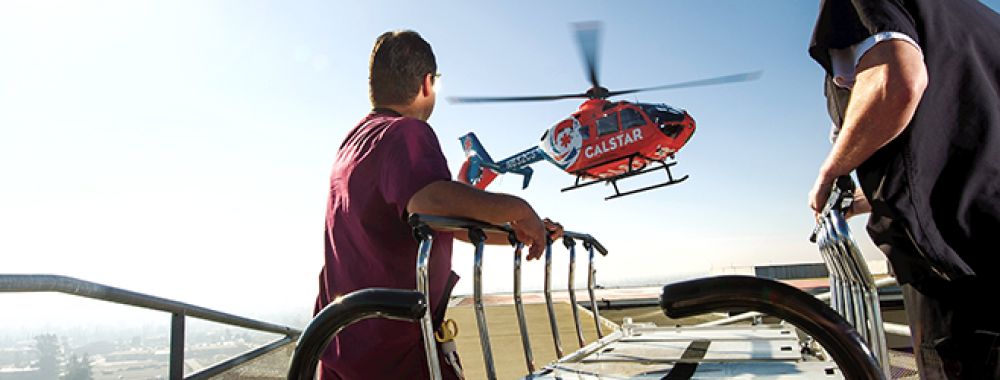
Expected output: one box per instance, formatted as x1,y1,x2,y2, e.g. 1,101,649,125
420,73,433,98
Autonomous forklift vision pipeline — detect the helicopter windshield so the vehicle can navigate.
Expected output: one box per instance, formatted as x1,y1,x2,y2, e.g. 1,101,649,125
639,103,686,124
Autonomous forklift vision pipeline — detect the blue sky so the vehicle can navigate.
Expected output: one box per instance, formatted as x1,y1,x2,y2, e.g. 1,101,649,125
3,1,999,326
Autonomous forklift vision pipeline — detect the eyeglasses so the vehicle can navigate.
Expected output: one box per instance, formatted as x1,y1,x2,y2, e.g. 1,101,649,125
431,73,442,92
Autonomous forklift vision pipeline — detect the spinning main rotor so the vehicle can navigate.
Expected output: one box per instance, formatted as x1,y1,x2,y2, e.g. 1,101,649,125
448,21,762,105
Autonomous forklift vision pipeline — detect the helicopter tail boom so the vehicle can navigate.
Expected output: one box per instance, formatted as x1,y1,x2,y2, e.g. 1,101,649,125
458,132,540,190
458,133,499,190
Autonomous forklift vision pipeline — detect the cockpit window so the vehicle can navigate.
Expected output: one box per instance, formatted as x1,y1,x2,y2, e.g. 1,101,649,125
639,104,686,124
596,111,620,136
620,107,647,129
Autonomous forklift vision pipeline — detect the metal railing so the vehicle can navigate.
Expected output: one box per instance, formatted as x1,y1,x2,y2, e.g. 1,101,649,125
810,176,891,379
408,214,609,380
0,274,302,380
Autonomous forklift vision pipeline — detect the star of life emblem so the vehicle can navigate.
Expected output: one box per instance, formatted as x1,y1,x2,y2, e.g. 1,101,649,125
541,118,583,169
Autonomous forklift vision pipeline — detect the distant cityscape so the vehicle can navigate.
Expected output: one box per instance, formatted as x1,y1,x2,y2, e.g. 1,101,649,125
0,312,309,380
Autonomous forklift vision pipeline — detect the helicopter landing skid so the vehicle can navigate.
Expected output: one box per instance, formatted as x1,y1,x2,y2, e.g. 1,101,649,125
562,159,689,200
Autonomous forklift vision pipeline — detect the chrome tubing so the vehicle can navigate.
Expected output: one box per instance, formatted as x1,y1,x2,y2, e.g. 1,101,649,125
543,242,565,358
827,214,886,372
832,208,890,376
816,227,842,316
827,211,873,360
469,228,497,380
823,222,852,325
512,243,536,373
565,237,586,348
586,241,604,338
407,215,608,255
830,222,859,328
415,233,443,380
407,214,608,378
811,176,890,379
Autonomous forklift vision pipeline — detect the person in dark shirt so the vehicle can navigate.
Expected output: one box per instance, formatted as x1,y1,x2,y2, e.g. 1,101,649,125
316,30,562,380
807,1,1000,378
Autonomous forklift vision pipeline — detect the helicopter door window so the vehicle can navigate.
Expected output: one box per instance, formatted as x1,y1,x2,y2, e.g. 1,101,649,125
620,108,647,129
596,112,620,136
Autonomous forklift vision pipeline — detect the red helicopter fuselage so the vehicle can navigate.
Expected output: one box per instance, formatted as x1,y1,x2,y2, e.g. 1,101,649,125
450,21,758,199
541,99,695,180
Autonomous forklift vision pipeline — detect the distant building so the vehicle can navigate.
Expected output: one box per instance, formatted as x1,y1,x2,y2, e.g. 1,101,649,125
0,366,38,380
711,260,888,280
0,347,37,367
755,263,829,280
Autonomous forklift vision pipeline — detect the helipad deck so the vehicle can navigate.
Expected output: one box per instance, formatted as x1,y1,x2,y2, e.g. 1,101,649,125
445,301,612,380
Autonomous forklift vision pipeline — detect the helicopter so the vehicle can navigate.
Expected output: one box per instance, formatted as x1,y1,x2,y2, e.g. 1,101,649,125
449,21,762,200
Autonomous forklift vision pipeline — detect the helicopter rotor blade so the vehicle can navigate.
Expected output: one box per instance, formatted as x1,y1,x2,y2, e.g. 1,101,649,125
573,21,602,90
607,70,764,97
447,92,589,104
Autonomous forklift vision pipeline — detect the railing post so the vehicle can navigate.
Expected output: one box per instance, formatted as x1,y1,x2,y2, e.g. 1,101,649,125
512,240,536,373
170,310,185,380
812,176,891,380
827,222,856,328
815,225,838,312
832,209,890,377
543,239,564,358
585,240,603,338
469,227,497,380
413,223,443,380
565,236,585,348
401,215,608,379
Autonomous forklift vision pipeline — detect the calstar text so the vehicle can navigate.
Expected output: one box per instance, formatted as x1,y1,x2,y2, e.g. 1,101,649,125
584,129,643,159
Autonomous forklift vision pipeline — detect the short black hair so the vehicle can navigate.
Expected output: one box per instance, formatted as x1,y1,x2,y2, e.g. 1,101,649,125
369,30,437,107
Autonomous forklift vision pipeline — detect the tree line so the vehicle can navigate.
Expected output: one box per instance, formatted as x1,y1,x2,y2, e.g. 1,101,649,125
34,334,93,380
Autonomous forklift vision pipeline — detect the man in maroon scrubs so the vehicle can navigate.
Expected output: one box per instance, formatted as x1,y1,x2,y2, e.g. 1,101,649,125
315,30,561,380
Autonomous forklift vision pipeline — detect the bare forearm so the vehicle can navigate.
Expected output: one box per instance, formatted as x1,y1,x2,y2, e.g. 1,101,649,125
407,180,535,225
408,180,556,259
809,39,926,214
819,39,927,182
